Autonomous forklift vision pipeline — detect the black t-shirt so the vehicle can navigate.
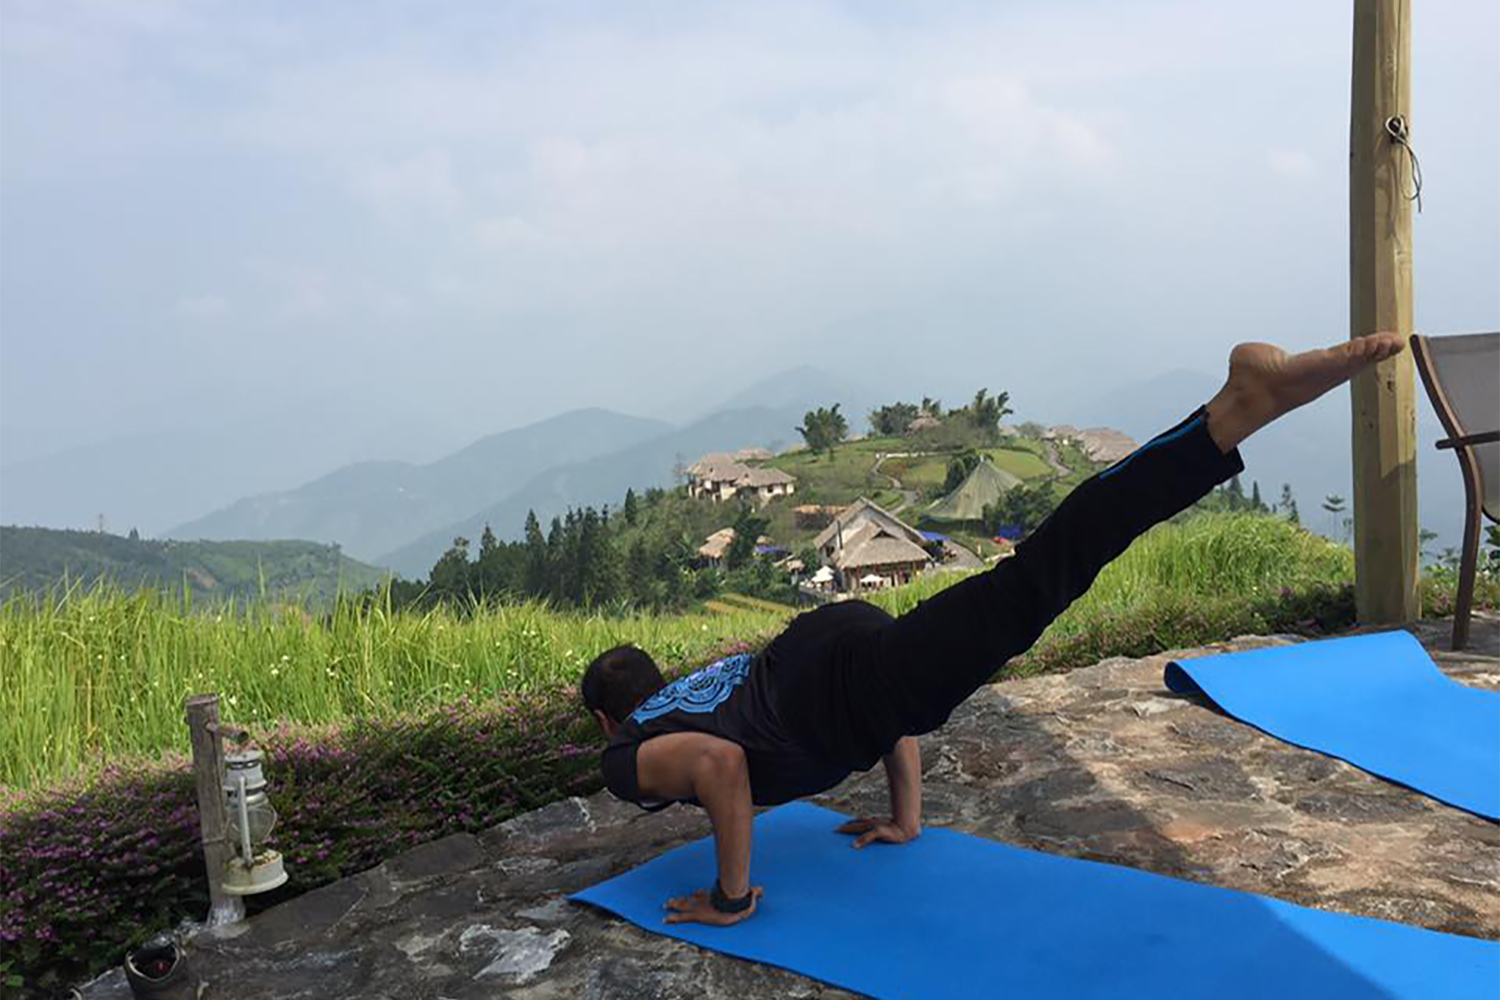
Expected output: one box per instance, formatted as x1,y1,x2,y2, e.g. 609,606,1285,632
600,651,851,811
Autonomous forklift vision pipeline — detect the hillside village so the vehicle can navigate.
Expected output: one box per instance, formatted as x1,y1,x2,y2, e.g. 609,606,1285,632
679,419,1139,600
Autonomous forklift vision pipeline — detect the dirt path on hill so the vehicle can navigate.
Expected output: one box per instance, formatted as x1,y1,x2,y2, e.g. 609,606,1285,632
871,453,920,514
1041,440,1071,477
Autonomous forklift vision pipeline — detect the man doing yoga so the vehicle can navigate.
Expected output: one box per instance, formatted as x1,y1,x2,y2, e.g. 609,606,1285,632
580,332,1406,926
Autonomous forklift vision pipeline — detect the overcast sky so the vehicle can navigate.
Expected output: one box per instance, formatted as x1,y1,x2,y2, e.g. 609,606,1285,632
2,0,1497,470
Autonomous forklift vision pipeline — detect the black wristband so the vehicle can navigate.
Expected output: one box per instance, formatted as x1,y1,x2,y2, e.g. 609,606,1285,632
710,879,753,914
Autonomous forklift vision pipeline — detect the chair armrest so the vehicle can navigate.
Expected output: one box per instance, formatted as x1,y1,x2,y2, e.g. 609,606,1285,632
1436,430,1500,451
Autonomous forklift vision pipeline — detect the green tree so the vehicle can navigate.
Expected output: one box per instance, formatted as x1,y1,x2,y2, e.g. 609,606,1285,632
626,538,654,606
1250,481,1264,512
726,505,770,570
870,401,920,437
545,516,566,603
429,536,471,598
623,488,639,527
1278,484,1299,525
1322,494,1350,543
796,404,849,456
983,481,1058,536
963,388,1013,440
523,510,548,597
944,451,982,493
1419,527,1439,563
1226,474,1246,511
796,545,821,575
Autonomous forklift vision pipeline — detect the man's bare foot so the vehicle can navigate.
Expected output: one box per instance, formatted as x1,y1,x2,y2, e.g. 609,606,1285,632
1204,332,1406,453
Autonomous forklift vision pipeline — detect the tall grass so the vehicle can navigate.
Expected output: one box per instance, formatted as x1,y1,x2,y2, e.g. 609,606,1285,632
875,512,1351,612
0,588,788,791
870,512,1357,670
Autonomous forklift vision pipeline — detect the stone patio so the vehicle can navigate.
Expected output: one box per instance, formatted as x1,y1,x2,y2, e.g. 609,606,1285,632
81,613,1499,999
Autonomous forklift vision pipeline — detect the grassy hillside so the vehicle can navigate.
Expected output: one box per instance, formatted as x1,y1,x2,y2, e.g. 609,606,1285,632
0,527,389,606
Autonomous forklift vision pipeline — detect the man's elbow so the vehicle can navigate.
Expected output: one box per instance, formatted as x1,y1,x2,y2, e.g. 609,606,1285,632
692,742,749,799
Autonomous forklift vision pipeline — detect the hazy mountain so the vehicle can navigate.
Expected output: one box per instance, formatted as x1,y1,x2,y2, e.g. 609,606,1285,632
1065,369,1472,555
0,526,388,605
0,406,472,539
380,404,817,576
709,365,881,431
167,409,672,562
643,363,880,436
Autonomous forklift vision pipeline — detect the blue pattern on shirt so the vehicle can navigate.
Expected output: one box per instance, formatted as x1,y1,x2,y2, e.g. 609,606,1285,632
630,653,754,724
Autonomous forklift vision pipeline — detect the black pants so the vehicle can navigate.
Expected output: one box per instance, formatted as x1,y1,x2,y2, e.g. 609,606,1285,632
775,408,1244,771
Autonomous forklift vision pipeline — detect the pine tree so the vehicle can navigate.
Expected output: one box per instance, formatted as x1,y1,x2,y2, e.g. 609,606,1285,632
623,488,639,527
627,538,653,606
546,516,565,603
1226,474,1246,511
523,511,548,597
593,521,624,607
1279,484,1299,525
1251,481,1264,512
429,537,471,599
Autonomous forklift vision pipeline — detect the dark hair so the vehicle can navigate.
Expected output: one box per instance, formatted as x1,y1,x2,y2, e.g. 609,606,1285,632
581,645,665,724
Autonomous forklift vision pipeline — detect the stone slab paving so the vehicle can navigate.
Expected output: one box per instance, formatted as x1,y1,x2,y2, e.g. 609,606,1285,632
81,613,1498,999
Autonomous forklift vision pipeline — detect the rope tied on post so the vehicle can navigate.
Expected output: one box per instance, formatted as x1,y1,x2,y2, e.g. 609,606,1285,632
1384,115,1423,213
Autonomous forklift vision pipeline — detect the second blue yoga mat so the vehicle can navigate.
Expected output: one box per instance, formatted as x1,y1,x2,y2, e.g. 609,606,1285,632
1165,630,1500,819
571,801,1496,999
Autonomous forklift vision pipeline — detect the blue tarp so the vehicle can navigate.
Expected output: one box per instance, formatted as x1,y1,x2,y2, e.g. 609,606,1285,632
572,801,1497,999
1166,630,1500,820
919,531,951,543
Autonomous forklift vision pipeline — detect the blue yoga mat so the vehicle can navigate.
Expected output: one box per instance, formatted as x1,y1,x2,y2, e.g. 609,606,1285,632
1165,630,1500,820
571,801,1496,1000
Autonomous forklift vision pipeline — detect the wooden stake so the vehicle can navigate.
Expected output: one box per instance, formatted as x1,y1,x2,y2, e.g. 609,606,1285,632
1350,0,1420,624
185,694,244,925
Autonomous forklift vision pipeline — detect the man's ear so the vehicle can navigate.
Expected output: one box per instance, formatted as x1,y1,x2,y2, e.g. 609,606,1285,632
592,709,618,738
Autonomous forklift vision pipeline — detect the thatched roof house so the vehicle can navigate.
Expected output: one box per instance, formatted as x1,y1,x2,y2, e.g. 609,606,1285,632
697,527,737,563
815,498,933,591
687,454,797,504
1074,428,1138,465
906,414,942,434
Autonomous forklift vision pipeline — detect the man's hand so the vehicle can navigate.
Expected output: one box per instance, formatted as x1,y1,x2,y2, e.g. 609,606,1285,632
663,886,764,926
835,816,920,848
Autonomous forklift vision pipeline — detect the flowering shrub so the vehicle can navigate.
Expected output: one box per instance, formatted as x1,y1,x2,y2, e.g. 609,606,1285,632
1,693,589,994
0,638,762,996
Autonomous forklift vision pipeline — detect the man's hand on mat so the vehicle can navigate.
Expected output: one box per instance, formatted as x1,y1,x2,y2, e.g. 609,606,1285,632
663,886,764,926
835,816,920,848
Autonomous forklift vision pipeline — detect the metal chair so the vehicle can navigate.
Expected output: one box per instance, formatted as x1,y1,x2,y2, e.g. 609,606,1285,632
1410,332,1499,650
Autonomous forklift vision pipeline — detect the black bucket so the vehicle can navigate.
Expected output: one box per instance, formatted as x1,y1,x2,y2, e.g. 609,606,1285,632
123,935,198,1000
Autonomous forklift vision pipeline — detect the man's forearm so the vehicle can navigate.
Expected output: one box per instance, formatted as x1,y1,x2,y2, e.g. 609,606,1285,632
694,748,755,897
883,736,922,835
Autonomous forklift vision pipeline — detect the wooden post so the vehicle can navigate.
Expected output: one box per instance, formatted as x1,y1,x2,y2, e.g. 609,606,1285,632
1349,0,1420,624
185,694,245,926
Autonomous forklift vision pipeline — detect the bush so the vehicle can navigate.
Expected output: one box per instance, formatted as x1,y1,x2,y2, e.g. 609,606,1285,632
0,640,759,995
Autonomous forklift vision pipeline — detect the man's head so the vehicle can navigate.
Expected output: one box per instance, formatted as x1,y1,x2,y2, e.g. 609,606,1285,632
580,644,665,740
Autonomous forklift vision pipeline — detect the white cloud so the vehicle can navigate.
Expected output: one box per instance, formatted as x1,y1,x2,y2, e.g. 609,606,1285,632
1267,149,1316,180
351,149,465,220
173,294,228,317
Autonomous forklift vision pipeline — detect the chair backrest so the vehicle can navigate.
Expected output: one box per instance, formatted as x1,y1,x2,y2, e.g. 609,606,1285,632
1413,332,1499,522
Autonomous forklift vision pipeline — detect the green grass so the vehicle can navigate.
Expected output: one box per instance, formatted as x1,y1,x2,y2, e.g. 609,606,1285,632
868,512,1359,675
717,592,798,614
0,587,788,791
